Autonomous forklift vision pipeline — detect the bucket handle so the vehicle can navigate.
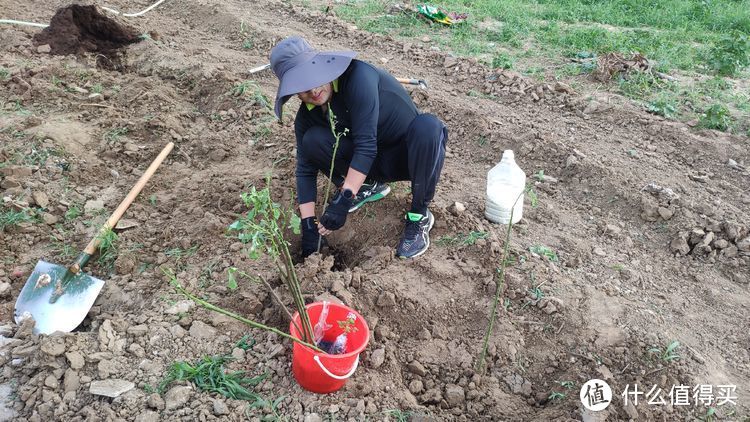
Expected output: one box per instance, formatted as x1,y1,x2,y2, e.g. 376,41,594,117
313,355,359,380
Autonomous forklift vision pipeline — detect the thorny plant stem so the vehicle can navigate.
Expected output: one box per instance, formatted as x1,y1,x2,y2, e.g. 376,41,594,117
476,189,528,374
317,107,345,253
166,270,323,352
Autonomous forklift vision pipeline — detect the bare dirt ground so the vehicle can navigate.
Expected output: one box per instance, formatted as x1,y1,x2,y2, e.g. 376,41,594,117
1,1,750,421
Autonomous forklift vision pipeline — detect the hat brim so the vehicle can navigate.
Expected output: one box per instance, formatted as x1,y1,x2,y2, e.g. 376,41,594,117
274,51,357,119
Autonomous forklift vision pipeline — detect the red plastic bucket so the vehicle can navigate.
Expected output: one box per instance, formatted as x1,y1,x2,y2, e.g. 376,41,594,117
289,302,369,393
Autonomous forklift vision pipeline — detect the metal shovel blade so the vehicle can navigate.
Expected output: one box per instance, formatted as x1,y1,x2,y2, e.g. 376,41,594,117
14,260,105,335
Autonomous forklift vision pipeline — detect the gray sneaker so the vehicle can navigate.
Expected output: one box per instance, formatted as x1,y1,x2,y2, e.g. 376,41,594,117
396,210,434,259
349,181,391,213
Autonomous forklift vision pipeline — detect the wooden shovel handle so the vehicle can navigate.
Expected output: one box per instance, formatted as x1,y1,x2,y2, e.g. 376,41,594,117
82,142,174,256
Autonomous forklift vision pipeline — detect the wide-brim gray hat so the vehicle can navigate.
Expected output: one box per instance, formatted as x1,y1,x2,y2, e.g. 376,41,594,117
270,36,356,119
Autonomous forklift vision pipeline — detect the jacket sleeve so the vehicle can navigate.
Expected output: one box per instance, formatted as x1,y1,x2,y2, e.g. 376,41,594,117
294,109,318,205
341,67,379,175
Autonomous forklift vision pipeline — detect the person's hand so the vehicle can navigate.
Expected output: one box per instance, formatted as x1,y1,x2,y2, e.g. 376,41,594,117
319,190,353,232
301,217,326,257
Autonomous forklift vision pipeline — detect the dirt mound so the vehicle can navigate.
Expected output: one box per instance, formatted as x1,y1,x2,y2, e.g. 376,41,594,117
33,5,140,57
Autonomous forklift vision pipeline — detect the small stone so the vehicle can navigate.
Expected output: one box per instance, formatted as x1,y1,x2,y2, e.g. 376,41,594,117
66,351,85,369
657,207,673,220
231,347,245,361
165,300,194,315
376,291,397,308
448,202,466,216
670,236,690,256
135,411,159,422
604,224,621,236
84,199,105,215
64,369,80,392
89,379,135,398
41,213,59,225
421,36,431,43
169,325,186,338
189,321,217,339
0,282,11,298
689,228,706,246
147,393,165,410
37,44,51,53
444,384,466,407
213,399,229,416
592,247,606,256
164,386,192,410
44,375,59,389
31,191,49,208
40,336,66,356
713,239,730,249
407,360,427,376
737,237,750,253
369,348,385,369
304,414,323,422
409,379,424,394
416,327,432,340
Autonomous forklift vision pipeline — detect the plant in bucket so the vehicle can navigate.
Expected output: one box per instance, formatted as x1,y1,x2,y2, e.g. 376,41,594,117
290,301,370,393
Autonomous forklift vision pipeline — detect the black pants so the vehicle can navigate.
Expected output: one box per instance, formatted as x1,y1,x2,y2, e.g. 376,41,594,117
299,113,448,215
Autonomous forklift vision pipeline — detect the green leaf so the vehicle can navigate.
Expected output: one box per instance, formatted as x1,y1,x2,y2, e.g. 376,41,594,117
227,267,238,290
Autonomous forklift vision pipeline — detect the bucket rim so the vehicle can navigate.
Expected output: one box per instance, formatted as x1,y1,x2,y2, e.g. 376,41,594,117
290,301,370,358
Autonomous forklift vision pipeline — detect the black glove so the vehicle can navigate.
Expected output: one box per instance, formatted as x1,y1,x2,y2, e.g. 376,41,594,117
320,189,353,231
301,217,326,258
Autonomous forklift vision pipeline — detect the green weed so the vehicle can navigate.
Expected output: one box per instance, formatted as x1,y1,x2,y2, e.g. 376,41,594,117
0,207,37,231
158,355,265,400
647,97,678,119
548,391,566,401
528,245,558,262
492,52,514,69
0,68,9,80
64,204,83,221
248,395,287,421
91,84,103,94
383,409,412,422
104,127,129,144
649,340,681,363
165,245,200,259
706,31,750,76
148,194,157,206
699,104,732,131
96,227,119,268
436,231,488,246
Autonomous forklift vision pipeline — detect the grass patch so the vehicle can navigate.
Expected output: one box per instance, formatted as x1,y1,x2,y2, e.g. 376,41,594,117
436,231,488,246
158,355,265,400
0,68,9,80
104,127,129,144
649,340,681,363
96,227,119,269
0,207,37,231
528,244,558,262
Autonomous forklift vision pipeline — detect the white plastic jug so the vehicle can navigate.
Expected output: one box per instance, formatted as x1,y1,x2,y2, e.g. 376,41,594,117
485,150,526,224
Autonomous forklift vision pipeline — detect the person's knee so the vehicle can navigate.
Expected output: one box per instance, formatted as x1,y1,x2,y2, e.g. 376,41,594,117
300,126,334,158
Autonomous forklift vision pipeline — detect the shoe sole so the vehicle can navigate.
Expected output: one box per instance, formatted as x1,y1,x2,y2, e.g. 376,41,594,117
398,211,435,259
348,185,392,213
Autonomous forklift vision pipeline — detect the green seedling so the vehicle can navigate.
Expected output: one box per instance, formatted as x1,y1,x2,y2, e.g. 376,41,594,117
248,395,287,422
158,354,265,400
104,127,129,144
64,204,83,221
228,182,315,343
436,231,488,246
96,227,119,268
548,391,566,401
477,185,538,373
165,245,200,259
383,409,412,422
557,380,574,389
699,104,731,131
337,316,359,334
148,194,157,206
697,407,718,422
706,31,750,77
0,207,37,231
235,334,256,351
528,245,558,262
0,68,9,80
317,108,349,253
649,340,681,363
91,84,103,94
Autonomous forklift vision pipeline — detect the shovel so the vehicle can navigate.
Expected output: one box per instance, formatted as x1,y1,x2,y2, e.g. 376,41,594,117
14,142,174,334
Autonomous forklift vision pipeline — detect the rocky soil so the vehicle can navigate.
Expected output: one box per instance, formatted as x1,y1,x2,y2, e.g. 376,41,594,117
1,0,749,421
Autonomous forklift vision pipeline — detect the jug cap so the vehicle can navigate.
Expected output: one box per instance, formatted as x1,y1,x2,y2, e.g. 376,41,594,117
502,150,515,160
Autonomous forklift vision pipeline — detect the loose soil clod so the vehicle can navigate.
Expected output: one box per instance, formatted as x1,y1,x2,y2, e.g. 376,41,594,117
33,4,140,69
